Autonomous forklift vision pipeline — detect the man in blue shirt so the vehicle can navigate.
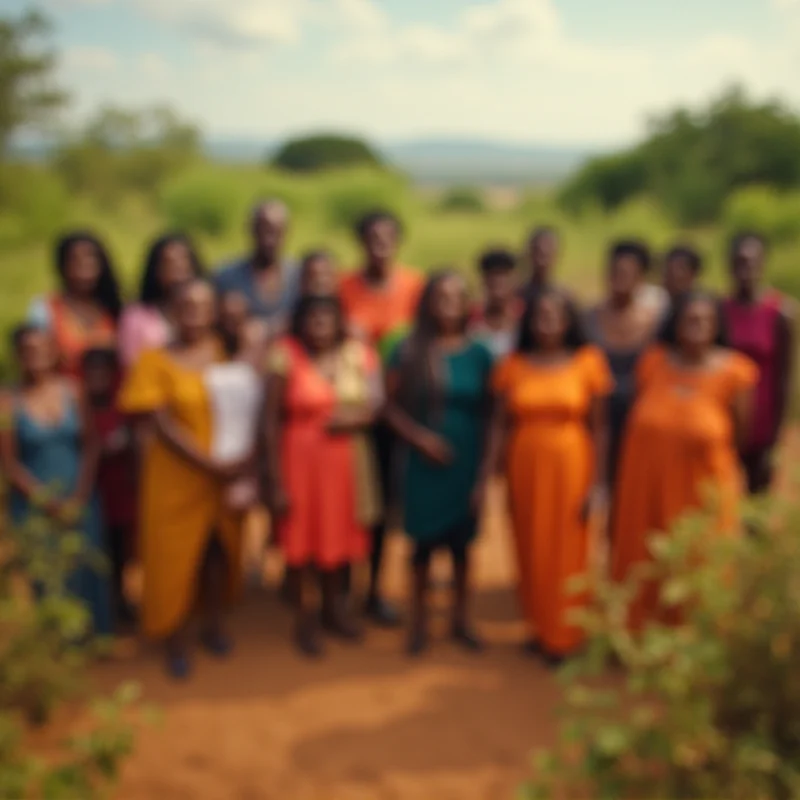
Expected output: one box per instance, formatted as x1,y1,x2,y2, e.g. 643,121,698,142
214,199,300,321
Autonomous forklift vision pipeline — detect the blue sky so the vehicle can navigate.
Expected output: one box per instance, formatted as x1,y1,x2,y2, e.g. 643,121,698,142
8,0,800,144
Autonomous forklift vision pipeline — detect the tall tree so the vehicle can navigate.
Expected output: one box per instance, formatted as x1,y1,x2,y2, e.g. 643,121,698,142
0,10,67,159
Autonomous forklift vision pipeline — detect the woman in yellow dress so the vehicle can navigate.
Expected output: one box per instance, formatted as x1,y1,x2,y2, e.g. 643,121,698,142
119,279,253,679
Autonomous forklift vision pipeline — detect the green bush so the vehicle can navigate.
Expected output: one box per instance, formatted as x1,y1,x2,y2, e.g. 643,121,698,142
322,170,413,232
437,186,486,214
0,164,69,247
723,186,800,246
271,134,383,173
159,172,240,237
524,488,800,800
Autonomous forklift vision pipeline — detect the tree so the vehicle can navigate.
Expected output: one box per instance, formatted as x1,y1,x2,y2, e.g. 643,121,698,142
271,134,383,172
559,85,800,225
0,10,67,159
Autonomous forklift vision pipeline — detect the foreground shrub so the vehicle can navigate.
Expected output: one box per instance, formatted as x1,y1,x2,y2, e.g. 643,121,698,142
525,485,800,800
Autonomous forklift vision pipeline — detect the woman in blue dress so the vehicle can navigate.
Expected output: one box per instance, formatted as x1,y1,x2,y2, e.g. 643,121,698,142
0,324,111,636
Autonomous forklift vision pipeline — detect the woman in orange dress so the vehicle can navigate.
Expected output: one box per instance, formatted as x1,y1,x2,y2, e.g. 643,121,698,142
263,294,382,658
611,290,758,631
487,287,612,666
27,232,122,379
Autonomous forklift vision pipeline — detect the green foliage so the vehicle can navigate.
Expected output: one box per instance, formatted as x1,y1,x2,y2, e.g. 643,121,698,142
0,162,68,247
159,170,240,237
561,85,800,225
0,502,149,798
0,10,67,158
53,105,201,204
321,169,414,232
438,186,487,214
524,486,800,800
723,186,800,246
271,133,383,173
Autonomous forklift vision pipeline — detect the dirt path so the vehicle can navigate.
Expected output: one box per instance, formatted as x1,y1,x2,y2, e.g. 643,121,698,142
97,483,559,800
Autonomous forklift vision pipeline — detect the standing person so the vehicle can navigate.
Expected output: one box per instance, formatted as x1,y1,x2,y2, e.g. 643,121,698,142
585,241,661,483
263,295,382,657
118,233,204,369
612,291,757,630
82,348,137,627
214,199,300,327
519,226,560,303
339,210,424,627
299,250,337,297
0,326,112,636
486,288,612,666
27,232,122,380
384,271,493,656
119,279,252,679
663,245,703,304
469,248,522,359
723,233,795,495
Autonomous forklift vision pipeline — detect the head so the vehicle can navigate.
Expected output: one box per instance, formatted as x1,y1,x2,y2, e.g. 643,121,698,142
139,233,204,306
82,348,120,401
172,278,217,344
291,294,347,353
517,287,585,354
415,270,470,339
663,245,703,300
217,290,251,354
11,325,58,382
729,231,767,298
526,226,560,284
299,250,337,297
250,199,290,263
55,232,122,319
478,248,516,308
607,240,651,304
660,290,727,357
356,210,403,272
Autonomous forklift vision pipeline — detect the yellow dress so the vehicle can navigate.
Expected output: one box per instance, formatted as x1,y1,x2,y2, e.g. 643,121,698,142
119,348,244,639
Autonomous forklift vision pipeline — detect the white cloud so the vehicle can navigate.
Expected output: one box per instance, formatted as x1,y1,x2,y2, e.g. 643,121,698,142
137,52,170,77
63,45,118,71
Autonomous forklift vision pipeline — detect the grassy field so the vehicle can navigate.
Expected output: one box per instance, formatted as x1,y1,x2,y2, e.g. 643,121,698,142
3,161,800,369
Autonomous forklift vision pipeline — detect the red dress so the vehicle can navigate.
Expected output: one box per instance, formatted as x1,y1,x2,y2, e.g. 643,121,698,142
270,338,376,569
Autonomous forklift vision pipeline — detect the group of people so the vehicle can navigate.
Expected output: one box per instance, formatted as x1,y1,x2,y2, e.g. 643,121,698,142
0,197,792,680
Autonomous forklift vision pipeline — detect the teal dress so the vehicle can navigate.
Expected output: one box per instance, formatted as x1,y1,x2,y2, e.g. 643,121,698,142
390,339,494,544
9,393,112,636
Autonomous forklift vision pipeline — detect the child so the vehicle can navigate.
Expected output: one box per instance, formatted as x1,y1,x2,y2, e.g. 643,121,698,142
82,348,137,626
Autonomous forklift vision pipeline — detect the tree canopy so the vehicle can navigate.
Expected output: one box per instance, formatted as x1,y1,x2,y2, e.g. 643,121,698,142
0,10,66,159
271,134,383,173
559,86,800,225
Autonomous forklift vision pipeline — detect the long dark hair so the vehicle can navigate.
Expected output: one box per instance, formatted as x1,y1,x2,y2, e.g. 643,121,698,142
139,233,205,306
290,294,348,348
516,286,586,353
55,231,123,320
659,289,728,348
395,269,469,419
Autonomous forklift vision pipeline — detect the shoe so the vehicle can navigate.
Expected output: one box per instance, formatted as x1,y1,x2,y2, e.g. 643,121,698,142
201,630,234,658
406,628,428,658
541,651,566,670
322,610,363,642
295,622,324,659
452,623,484,653
166,652,192,680
364,596,402,628
521,639,541,657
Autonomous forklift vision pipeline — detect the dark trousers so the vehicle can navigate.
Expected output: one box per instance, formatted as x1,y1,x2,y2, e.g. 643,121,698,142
741,448,775,496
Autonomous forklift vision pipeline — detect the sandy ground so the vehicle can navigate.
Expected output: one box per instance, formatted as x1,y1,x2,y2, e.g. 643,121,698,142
95,483,560,800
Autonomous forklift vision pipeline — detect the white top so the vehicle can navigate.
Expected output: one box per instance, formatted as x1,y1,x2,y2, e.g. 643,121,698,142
204,361,263,463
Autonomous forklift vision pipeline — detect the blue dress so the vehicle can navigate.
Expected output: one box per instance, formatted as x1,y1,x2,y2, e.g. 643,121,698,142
9,394,112,635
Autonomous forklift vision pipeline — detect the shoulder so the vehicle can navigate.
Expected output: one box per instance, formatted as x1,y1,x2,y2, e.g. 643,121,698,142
119,303,149,327
213,258,246,285
491,353,523,393
575,343,606,367
338,271,362,294
724,350,758,388
467,339,494,367
399,267,425,296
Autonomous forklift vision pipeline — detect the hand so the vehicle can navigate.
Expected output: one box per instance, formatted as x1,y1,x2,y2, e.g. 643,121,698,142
581,483,609,522
416,431,453,466
470,476,488,514
214,456,252,482
267,485,290,519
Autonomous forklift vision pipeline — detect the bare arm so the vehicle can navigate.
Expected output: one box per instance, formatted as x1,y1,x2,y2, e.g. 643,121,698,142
479,393,510,481
262,371,289,514
148,409,219,476
327,353,383,434
733,386,755,453
72,384,101,505
587,395,610,489
771,304,796,447
0,391,48,504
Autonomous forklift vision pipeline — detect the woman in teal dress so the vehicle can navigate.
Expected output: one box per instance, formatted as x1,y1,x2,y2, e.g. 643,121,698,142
385,271,493,656
0,325,112,637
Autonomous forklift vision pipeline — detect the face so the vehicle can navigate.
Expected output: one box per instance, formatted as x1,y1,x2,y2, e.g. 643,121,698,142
158,241,195,293
731,238,765,293
84,361,115,397
663,255,696,299
174,281,216,340
16,330,57,378
251,204,288,259
301,255,336,296
431,275,468,333
677,298,718,353
63,240,101,297
302,304,339,351
483,268,514,305
528,232,559,279
608,254,643,300
218,291,250,341
531,293,568,351
362,219,399,265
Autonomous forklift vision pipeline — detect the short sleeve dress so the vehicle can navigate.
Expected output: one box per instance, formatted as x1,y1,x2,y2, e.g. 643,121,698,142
492,345,613,656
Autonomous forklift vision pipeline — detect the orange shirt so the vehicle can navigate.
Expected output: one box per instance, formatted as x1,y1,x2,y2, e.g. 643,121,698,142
338,267,424,347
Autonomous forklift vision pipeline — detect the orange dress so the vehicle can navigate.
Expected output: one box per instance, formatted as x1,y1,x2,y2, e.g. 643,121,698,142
611,346,758,630
492,346,612,656
269,338,379,569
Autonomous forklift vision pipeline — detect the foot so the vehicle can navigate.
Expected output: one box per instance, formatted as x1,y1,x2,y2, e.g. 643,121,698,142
294,621,324,659
200,629,234,658
452,623,484,653
279,576,292,606
521,638,541,657
322,607,363,642
364,595,402,628
541,651,566,670
166,650,193,680
406,627,428,658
